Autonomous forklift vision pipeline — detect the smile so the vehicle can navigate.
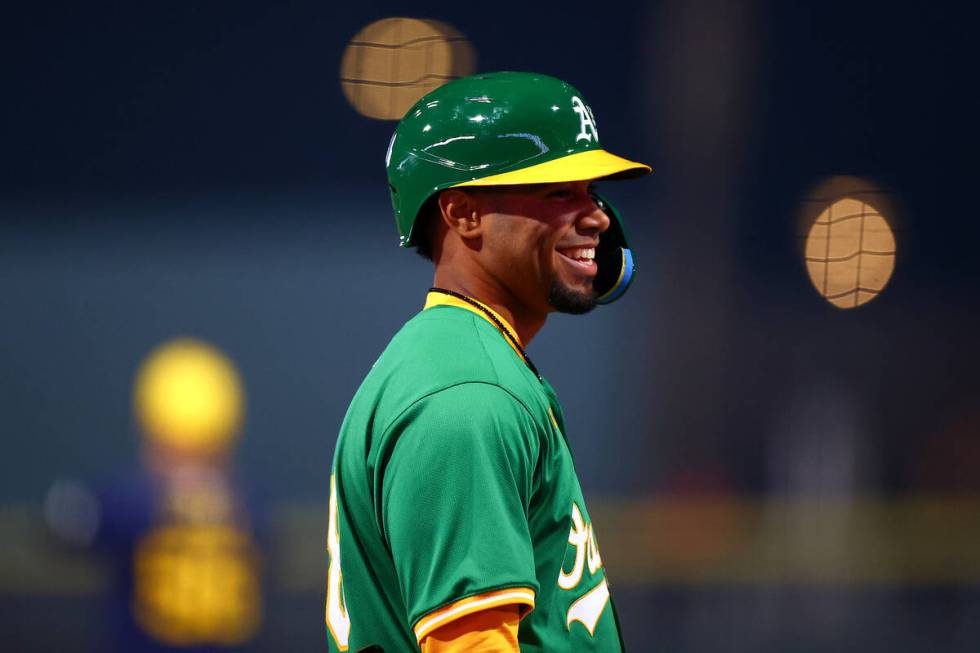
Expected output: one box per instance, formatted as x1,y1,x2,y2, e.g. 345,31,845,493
556,247,597,275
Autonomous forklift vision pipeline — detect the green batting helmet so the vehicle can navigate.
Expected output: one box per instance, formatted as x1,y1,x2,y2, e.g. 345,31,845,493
385,71,651,304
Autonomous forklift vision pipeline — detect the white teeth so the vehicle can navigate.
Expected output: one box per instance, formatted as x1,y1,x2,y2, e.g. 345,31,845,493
560,247,595,261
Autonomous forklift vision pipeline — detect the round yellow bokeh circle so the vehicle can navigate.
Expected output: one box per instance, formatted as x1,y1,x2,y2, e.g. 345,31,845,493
340,17,475,120
804,197,897,309
134,339,244,454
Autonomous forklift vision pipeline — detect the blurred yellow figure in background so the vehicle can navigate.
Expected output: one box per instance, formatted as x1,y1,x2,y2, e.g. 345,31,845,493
129,338,261,650
48,337,263,652
134,338,244,456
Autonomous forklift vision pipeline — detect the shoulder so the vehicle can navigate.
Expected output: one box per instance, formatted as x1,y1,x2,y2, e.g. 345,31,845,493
394,381,540,436
338,307,551,471
372,306,538,402
380,382,544,508
388,306,505,370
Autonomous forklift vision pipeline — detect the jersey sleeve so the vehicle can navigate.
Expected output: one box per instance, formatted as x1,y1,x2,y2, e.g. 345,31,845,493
380,382,541,643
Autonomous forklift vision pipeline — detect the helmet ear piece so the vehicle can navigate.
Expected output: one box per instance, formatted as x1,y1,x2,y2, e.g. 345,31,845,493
591,192,635,305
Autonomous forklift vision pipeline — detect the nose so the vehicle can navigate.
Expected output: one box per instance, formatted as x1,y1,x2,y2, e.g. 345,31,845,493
579,197,611,234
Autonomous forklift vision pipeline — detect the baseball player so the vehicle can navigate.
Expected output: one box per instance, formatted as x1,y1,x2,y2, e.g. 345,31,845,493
326,71,650,652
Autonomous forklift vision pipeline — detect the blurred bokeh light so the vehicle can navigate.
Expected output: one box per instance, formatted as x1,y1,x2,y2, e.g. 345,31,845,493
134,339,245,456
339,17,475,121
805,197,896,308
799,177,898,309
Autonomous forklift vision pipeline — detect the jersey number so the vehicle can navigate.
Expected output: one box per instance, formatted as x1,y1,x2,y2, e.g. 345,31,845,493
326,475,351,649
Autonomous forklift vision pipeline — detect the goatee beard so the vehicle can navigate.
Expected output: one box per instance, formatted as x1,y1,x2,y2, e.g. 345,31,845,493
548,280,597,315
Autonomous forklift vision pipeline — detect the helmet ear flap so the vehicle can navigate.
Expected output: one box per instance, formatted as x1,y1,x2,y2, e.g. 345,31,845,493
591,192,635,305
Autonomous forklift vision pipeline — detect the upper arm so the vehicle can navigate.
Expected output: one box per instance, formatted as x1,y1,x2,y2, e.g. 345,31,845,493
419,606,520,653
381,383,541,643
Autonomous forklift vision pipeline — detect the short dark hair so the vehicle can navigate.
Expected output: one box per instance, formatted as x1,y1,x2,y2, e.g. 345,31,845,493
413,195,440,262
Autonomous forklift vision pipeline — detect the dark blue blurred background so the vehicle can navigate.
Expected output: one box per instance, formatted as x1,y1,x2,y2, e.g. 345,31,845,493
2,1,978,651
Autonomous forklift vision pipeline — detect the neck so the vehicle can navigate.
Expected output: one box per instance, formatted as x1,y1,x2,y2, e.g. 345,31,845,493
431,270,547,346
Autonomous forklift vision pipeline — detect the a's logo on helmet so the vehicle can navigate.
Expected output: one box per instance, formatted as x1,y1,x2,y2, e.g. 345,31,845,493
571,96,599,143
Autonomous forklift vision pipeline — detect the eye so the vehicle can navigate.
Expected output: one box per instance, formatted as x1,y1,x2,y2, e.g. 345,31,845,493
546,188,575,199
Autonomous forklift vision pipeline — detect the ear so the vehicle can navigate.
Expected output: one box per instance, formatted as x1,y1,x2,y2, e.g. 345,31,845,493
437,189,484,241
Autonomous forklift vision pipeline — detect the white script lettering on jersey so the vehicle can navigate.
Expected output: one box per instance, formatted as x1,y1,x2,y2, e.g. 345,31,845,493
566,578,610,636
557,502,609,636
571,96,599,143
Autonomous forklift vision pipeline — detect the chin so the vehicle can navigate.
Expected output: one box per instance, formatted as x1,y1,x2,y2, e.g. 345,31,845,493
548,281,598,315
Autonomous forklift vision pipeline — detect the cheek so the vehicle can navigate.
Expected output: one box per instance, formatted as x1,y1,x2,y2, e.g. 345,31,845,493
488,218,548,262
484,212,564,283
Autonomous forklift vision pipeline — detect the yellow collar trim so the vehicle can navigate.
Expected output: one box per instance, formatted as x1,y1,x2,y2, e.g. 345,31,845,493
423,291,524,356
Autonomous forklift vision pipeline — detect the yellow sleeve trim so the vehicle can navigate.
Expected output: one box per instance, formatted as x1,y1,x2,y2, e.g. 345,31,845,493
413,587,536,643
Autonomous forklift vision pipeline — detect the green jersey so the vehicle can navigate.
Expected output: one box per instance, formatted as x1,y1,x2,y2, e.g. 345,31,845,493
326,292,625,652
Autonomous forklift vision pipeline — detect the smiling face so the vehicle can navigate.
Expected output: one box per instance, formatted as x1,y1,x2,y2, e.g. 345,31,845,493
472,180,612,317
